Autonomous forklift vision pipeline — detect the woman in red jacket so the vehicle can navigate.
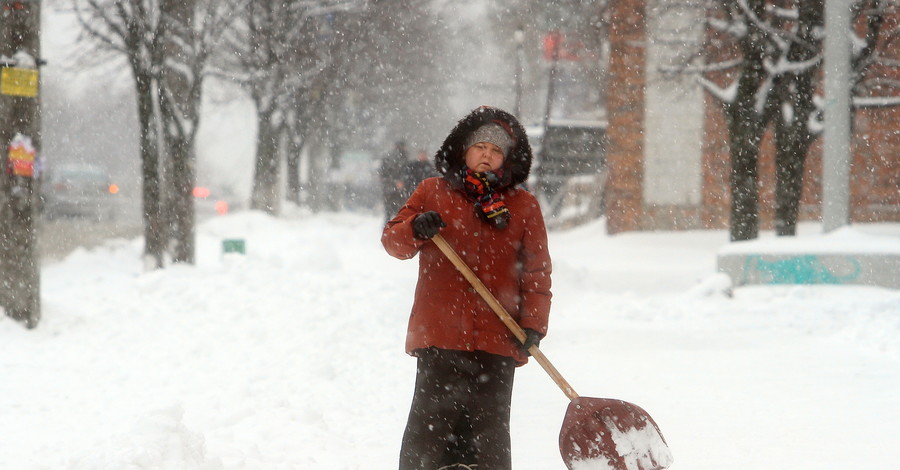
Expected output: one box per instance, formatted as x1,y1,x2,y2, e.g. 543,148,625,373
382,106,552,470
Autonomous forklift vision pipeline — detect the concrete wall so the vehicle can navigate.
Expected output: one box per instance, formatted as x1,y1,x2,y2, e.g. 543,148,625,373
717,229,900,289
719,253,900,289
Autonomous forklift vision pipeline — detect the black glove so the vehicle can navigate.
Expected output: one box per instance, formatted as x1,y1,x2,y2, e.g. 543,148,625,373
412,211,446,239
520,328,542,356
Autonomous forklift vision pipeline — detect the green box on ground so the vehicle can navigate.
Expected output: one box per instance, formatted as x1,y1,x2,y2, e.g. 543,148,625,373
222,239,246,255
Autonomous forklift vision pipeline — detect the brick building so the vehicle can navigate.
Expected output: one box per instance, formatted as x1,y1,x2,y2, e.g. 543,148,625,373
605,0,899,234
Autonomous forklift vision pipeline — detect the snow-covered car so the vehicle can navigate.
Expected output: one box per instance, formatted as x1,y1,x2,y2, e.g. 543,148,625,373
40,164,118,221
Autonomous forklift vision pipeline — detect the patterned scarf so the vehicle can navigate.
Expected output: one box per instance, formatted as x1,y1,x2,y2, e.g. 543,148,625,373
461,168,510,229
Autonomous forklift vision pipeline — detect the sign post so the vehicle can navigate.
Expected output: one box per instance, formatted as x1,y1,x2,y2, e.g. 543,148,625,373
0,0,42,328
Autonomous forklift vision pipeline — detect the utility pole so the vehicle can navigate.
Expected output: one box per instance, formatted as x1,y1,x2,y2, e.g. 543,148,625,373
538,30,561,206
513,26,524,118
822,0,851,232
0,0,42,328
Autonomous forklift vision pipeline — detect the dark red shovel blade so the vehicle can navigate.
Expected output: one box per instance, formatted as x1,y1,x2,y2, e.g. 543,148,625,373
559,397,673,470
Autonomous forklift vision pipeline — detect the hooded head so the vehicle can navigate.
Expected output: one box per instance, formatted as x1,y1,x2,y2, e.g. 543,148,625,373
465,123,515,159
434,106,533,189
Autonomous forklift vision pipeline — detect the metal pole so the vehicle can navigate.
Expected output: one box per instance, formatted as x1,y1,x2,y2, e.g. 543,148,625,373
542,31,560,133
514,28,524,118
822,0,851,232
538,31,561,207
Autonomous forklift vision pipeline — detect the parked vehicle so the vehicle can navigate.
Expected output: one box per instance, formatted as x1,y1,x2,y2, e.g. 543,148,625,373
193,185,238,220
40,164,118,221
528,119,608,226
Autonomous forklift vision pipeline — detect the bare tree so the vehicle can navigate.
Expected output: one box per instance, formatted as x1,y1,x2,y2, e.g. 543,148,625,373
158,0,239,263
213,0,461,214
280,2,364,212
221,1,287,213
300,0,453,212
701,1,782,241
770,0,823,236
73,0,168,267
73,0,239,266
220,0,346,213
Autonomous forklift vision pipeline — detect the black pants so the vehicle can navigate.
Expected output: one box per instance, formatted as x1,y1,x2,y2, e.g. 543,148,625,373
399,348,516,470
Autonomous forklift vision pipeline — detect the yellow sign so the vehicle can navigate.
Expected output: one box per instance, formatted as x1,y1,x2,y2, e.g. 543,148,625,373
1,67,39,97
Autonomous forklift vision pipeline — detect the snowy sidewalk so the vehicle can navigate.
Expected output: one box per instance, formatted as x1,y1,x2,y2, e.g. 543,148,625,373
2,211,898,469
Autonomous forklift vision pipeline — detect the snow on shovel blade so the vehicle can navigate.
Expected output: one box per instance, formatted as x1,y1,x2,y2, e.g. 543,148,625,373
559,397,673,470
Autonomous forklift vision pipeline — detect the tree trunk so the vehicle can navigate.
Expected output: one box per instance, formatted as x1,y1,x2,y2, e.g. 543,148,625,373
773,0,823,236
725,0,772,242
773,118,812,236
133,69,166,269
305,137,329,213
773,67,817,236
726,113,764,241
0,0,42,327
286,130,303,206
165,133,195,262
160,0,199,264
250,108,280,214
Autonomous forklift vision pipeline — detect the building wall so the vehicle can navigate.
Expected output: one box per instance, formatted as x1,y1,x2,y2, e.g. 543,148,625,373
851,105,900,222
701,93,900,231
605,0,646,234
607,2,900,234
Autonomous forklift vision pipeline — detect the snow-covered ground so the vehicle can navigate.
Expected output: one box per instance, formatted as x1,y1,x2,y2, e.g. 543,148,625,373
2,211,898,470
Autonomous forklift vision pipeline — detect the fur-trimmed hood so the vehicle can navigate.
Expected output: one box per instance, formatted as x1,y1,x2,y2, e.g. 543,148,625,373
434,106,533,188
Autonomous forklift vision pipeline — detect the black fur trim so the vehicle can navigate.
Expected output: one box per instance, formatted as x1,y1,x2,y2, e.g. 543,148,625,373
434,106,533,189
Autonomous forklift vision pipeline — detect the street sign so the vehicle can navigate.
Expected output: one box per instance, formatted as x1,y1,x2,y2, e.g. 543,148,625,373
1,67,38,97
223,239,246,255
7,133,36,177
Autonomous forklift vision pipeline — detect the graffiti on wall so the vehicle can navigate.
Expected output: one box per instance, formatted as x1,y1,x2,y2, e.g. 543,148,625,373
741,255,862,285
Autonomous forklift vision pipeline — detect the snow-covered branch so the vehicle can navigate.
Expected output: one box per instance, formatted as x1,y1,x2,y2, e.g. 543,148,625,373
707,15,747,38
765,53,822,76
854,95,900,107
698,75,738,104
71,0,128,54
766,4,798,20
737,0,815,54
658,57,744,76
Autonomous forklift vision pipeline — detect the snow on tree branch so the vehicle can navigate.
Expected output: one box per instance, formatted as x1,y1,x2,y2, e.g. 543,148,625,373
659,57,744,75
854,95,900,107
698,75,738,103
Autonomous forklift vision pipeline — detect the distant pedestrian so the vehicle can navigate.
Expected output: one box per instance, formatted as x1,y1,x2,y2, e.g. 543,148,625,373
383,106,551,470
379,141,410,221
404,149,437,194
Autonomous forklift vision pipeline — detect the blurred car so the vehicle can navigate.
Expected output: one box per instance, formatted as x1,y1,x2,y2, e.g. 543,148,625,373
40,164,118,221
193,185,238,220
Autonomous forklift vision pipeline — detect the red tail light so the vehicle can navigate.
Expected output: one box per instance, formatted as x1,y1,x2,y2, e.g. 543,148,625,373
215,200,229,215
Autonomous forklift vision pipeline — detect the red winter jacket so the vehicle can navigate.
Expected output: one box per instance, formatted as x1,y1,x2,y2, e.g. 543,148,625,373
382,177,552,365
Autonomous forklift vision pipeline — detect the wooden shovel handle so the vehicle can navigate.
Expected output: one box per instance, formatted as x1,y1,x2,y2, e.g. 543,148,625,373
432,233,579,401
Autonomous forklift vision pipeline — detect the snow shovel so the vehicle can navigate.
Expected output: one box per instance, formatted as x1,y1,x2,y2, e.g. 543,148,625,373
432,233,673,470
